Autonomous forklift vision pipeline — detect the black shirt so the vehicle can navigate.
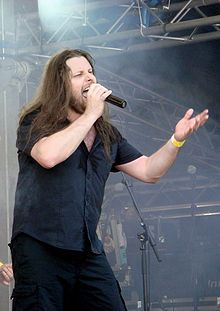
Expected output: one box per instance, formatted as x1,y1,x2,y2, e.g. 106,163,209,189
12,111,142,253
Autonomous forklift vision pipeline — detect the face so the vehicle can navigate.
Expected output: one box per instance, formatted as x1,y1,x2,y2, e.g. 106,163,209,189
66,56,96,113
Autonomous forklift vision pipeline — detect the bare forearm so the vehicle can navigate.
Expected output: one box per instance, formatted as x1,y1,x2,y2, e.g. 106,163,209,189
30,83,113,168
146,108,209,180
145,138,180,181
31,113,97,168
118,108,209,183
117,137,181,183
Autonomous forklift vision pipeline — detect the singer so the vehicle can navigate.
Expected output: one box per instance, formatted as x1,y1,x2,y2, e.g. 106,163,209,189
10,49,208,310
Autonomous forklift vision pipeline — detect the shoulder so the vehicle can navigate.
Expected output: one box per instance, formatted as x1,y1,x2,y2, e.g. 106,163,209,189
111,125,123,141
19,108,40,127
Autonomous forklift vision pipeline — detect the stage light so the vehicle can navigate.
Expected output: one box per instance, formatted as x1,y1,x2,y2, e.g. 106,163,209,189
38,0,78,32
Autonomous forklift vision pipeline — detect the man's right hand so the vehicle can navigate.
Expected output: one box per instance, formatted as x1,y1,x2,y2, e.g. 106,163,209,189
84,83,112,119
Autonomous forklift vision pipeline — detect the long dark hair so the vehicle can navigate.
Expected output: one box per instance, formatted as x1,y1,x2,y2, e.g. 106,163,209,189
19,49,117,158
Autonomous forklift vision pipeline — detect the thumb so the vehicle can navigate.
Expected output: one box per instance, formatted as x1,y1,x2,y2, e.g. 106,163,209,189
183,108,194,120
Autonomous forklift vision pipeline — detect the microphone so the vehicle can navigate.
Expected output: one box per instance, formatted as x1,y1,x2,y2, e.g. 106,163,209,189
105,94,127,108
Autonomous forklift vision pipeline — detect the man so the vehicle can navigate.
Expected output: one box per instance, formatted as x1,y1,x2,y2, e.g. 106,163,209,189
10,49,208,310
0,262,13,286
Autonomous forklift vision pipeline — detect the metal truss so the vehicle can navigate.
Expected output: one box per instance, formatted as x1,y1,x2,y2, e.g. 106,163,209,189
1,3,220,310
97,67,220,213
2,0,219,58
1,0,220,213
1,53,219,214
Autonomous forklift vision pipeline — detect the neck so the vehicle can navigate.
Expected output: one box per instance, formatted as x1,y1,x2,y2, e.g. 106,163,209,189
67,109,82,122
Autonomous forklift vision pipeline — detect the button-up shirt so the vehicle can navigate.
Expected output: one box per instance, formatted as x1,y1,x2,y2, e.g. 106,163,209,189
12,110,142,253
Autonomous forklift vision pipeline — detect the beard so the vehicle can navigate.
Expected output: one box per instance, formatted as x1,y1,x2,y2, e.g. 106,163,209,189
69,93,87,114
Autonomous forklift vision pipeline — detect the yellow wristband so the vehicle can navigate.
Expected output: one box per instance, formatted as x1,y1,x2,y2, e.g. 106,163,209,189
0,262,4,268
171,134,185,148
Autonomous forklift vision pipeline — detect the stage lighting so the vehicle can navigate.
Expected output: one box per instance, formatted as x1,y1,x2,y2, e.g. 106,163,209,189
38,0,79,32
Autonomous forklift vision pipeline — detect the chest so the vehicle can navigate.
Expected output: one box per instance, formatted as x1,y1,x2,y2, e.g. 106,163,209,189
84,127,96,152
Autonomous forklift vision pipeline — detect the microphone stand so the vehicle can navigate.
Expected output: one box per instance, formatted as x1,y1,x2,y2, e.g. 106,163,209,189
121,172,161,311
187,166,198,310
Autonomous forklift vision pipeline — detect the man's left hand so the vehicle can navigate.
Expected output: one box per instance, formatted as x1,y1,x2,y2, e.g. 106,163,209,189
174,108,209,141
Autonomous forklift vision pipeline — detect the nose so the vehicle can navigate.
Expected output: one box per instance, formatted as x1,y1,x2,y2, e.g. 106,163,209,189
86,72,95,82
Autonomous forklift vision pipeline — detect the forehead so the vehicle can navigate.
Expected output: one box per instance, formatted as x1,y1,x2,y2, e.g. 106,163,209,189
66,56,92,72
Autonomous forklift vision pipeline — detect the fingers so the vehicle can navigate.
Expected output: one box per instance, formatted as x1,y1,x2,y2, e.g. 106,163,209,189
1,270,11,282
0,264,13,285
183,108,194,120
200,109,209,125
5,266,13,279
84,83,112,118
184,108,208,124
102,89,112,101
175,108,209,141
88,83,112,101
0,276,10,286
184,108,209,130
194,109,209,130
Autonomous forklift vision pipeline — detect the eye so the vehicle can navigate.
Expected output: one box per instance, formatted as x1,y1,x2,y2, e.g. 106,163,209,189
70,72,82,78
